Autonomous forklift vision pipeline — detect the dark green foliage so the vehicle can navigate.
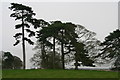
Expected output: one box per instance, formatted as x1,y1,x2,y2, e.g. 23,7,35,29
15,24,23,29
25,29,35,37
24,37,34,45
13,40,20,46
71,41,95,69
14,33,22,38
96,29,120,69
31,51,62,69
36,21,78,69
2,52,14,69
33,20,95,69
40,52,62,69
9,3,36,46
13,56,23,69
9,3,40,69
2,52,22,69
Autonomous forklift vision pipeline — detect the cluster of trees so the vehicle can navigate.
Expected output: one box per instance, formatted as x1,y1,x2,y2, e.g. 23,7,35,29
30,22,101,69
2,51,22,69
9,3,120,70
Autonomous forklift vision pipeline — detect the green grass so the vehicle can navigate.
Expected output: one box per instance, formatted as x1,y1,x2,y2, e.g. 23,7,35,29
2,69,118,78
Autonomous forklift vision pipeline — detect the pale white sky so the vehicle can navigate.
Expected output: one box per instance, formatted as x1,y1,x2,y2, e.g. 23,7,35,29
1,1,118,68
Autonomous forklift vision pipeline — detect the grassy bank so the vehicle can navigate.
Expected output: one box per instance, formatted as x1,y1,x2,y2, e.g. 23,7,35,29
2,69,118,78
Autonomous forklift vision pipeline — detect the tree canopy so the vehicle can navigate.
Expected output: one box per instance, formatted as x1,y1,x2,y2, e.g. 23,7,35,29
96,29,120,69
9,3,41,69
31,21,98,69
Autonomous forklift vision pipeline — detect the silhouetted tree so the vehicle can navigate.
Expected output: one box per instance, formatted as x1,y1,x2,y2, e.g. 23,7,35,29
9,3,40,69
61,23,78,69
71,25,102,69
2,52,14,69
64,24,96,69
96,29,120,70
35,21,54,68
50,21,64,69
2,51,22,69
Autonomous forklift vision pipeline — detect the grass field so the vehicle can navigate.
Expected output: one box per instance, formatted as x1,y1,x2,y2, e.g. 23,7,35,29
2,69,118,78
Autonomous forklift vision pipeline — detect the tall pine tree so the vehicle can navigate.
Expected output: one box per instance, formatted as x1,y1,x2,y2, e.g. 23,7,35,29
9,3,40,69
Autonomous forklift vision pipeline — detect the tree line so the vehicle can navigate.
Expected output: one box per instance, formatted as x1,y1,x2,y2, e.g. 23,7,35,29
9,3,120,70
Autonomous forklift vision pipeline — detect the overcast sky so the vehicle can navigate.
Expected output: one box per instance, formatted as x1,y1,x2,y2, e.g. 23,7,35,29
1,1,118,68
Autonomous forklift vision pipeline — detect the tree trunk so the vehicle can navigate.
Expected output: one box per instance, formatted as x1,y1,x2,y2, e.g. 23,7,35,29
61,42,65,69
22,10,26,69
75,58,78,70
41,42,46,68
75,46,79,70
73,42,79,70
53,36,55,69
61,30,65,69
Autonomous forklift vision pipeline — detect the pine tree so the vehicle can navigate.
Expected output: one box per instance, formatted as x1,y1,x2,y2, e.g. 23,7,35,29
96,29,120,70
9,3,40,69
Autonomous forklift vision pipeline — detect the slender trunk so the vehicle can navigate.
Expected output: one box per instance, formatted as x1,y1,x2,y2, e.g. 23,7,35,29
75,58,78,70
75,50,78,70
41,42,46,68
61,42,65,69
22,10,26,69
73,42,78,70
43,43,46,68
53,36,55,69
61,30,65,69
